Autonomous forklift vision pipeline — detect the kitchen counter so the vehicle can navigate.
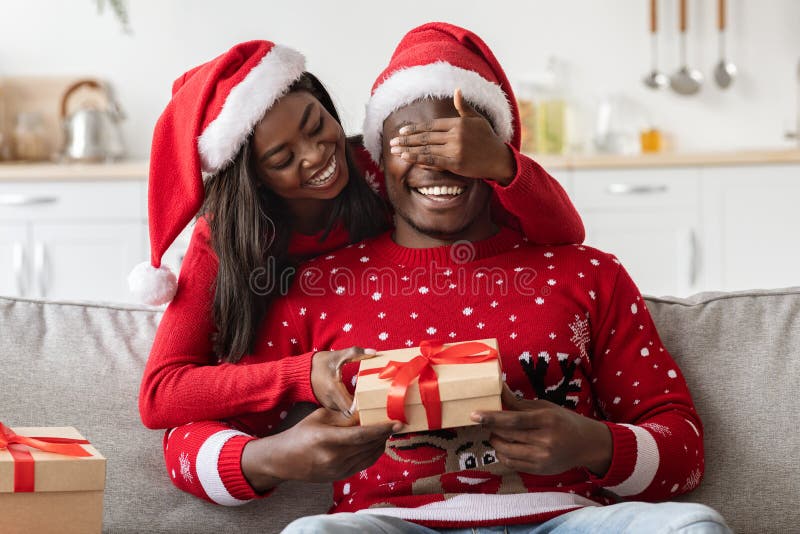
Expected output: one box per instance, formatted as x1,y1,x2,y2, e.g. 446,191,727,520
1,149,799,181
0,160,148,181
531,149,800,170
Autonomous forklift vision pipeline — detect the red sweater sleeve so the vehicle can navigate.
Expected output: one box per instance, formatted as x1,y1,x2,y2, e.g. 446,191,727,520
490,144,584,245
163,420,266,505
138,219,317,429
585,256,704,501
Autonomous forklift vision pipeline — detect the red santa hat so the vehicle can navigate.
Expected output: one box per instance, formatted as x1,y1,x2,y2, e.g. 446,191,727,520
362,22,520,165
128,40,306,305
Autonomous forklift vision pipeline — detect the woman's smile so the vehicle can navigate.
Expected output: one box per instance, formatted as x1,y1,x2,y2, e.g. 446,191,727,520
304,152,339,189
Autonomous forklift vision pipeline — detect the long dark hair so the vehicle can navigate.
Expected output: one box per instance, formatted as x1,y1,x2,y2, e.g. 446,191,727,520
201,72,388,363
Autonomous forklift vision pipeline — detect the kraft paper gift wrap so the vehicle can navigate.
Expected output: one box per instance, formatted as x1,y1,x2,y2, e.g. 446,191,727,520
0,425,106,534
355,339,503,433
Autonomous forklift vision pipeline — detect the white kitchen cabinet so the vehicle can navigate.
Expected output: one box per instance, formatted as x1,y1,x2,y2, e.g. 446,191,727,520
572,167,703,296
0,222,28,297
580,212,701,297
0,179,147,303
30,222,145,301
702,164,800,291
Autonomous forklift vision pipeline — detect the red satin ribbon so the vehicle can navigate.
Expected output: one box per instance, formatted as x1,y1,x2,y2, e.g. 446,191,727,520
0,422,91,493
358,340,499,430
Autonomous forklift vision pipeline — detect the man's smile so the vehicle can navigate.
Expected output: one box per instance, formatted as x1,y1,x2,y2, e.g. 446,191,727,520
407,176,471,207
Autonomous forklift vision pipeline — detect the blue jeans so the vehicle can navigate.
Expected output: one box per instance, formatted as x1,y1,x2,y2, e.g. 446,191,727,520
281,501,731,533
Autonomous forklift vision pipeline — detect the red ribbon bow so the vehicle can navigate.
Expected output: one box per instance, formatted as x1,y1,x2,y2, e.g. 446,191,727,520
358,340,499,430
0,422,91,493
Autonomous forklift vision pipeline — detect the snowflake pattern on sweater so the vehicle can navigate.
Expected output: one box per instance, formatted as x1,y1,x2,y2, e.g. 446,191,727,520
162,227,704,527
139,141,584,430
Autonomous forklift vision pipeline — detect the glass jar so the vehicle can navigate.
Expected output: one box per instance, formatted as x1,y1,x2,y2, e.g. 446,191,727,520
517,80,538,154
593,94,646,155
516,57,573,155
640,128,663,153
13,112,49,161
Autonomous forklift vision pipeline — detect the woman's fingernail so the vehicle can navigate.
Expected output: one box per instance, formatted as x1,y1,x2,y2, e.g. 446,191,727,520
389,137,400,146
470,412,484,424
399,126,411,135
364,348,377,355
390,146,402,154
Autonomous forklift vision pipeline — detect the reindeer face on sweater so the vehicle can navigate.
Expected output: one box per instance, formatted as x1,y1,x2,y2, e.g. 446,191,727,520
385,425,526,495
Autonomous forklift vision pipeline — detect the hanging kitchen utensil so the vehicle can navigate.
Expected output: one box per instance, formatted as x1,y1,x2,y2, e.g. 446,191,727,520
643,0,668,89
61,79,125,162
713,0,737,88
670,0,703,95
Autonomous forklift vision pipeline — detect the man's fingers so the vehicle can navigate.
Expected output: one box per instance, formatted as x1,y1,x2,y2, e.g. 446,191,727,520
454,88,480,118
472,408,542,429
487,426,533,444
332,421,398,447
341,441,389,477
491,435,539,461
316,406,359,427
493,449,545,475
500,385,556,412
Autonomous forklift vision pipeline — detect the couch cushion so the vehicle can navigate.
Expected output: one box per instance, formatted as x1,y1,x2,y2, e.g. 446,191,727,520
646,288,800,534
2,288,799,533
0,296,329,534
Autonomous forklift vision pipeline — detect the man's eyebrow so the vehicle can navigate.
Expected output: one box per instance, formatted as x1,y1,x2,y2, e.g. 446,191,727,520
259,102,315,164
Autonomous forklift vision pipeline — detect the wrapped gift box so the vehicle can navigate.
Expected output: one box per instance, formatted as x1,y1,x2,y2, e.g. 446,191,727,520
0,426,105,534
355,338,503,433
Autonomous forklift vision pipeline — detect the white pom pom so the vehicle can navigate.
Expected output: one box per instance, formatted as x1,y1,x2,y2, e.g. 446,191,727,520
128,261,178,305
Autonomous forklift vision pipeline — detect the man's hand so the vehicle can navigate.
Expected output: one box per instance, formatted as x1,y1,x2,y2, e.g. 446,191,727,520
471,385,613,477
388,88,516,185
242,408,401,491
311,346,377,415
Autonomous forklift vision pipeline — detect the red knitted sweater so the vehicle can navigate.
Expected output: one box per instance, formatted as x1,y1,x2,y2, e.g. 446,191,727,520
160,227,704,527
139,144,584,429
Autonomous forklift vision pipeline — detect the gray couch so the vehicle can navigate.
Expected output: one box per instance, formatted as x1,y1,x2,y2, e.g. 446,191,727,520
2,288,799,533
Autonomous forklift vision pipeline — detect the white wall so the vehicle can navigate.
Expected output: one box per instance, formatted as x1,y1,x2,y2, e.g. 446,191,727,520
2,0,798,159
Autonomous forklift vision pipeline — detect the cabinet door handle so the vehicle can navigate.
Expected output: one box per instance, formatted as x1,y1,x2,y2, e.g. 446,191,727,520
0,194,59,206
689,230,700,288
606,183,668,195
13,242,26,296
33,242,47,298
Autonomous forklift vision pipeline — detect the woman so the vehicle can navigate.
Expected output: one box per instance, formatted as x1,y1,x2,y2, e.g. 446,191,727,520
137,39,584,433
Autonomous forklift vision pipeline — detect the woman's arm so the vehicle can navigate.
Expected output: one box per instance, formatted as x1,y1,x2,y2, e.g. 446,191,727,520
138,219,317,429
489,144,585,245
163,420,263,505
139,219,376,428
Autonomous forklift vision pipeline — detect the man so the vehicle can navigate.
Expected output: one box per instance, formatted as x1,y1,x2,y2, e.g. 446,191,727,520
164,23,730,533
